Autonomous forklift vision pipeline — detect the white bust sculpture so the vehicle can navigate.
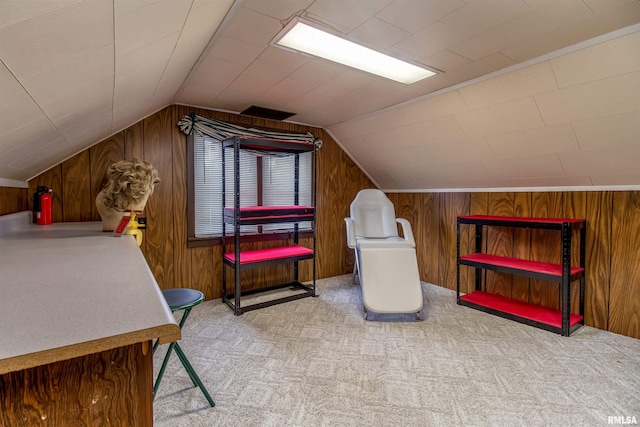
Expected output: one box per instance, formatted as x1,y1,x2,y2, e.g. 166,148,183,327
95,159,159,232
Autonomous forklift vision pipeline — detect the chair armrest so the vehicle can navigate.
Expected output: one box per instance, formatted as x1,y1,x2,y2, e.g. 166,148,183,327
344,218,356,248
396,218,416,248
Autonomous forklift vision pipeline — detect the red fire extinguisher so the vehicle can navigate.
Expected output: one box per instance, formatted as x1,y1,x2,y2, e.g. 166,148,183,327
33,186,53,225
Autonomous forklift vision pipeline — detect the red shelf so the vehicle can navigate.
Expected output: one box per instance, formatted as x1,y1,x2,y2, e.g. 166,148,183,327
459,215,584,224
224,206,315,224
460,291,583,329
460,253,584,281
224,245,313,265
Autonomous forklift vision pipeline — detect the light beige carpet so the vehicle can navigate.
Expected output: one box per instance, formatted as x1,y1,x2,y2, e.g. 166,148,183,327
153,275,640,427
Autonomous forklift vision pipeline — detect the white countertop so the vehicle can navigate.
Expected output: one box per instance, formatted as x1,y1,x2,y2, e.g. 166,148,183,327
0,220,180,374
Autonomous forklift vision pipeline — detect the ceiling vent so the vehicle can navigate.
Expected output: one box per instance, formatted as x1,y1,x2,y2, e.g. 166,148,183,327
241,105,296,121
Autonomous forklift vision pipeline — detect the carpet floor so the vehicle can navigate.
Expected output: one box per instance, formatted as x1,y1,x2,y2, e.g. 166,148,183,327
153,274,640,427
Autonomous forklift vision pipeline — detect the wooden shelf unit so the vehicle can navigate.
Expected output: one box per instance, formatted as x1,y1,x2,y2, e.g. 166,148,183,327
222,136,317,315
456,215,586,336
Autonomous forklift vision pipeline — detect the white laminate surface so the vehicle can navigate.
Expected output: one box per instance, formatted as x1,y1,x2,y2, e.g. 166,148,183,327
0,221,180,374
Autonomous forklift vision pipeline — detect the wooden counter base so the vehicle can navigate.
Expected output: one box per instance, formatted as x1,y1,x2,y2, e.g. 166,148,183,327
0,341,153,427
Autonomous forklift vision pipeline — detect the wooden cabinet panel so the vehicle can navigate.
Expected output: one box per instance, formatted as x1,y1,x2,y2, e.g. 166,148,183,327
0,343,152,427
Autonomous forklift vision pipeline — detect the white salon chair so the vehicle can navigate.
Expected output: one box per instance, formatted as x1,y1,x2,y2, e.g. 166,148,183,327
344,189,423,320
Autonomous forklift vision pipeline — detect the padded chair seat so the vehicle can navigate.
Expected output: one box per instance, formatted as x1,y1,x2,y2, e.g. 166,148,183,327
163,288,204,311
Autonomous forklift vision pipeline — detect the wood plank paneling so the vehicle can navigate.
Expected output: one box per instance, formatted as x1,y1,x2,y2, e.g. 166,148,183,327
422,193,441,285
143,108,174,289
125,121,144,161
171,106,191,290
585,191,612,330
61,151,92,222
439,193,470,290
609,191,640,339
0,186,28,216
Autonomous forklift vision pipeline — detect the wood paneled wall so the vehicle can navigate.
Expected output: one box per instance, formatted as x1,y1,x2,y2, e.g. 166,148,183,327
24,105,374,300
387,191,640,339
12,105,639,339
0,186,28,216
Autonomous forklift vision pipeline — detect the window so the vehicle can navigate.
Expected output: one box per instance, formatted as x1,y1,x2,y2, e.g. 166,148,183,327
188,132,313,244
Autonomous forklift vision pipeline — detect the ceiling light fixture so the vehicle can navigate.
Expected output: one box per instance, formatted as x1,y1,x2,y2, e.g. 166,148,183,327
272,18,437,85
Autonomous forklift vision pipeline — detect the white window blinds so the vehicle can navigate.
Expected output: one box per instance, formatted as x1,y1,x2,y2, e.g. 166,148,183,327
193,133,312,237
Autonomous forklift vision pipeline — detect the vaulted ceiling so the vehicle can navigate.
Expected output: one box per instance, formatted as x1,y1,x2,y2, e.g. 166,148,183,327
1,0,639,189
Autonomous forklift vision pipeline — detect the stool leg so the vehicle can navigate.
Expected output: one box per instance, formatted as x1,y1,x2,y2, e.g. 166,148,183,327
153,341,176,397
174,343,215,407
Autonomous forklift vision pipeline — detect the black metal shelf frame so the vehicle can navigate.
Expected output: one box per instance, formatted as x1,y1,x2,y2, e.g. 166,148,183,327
456,215,586,337
221,135,317,315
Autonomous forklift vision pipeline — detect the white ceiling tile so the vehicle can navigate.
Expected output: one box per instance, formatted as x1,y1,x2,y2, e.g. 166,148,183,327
257,77,314,105
375,0,465,33
242,0,314,20
590,174,640,186
535,71,640,125
0,0,113,76
550,41,620,88
393,22,468,59
486,123,580,158
422,50,471,72
306,0,393,32
114,0,162,17
572,112,638,151
502,0,593,40
116,0,190,56
0,117,63,161
483,153,565,179
223,6,283,47
455,97,544,136
615,30,640,74
0,0,638,186
1,132,66,166
499,62,558,100
178,57,246,105
259,46,310,69
449,25,526,61
459,77,508,110
439,0,531,37
208,35,265,66
348,18,411,50
0,0,80,28
432,52,516,88
508,175,593,187
525,123,581,153
582,0,636,15
500,30,574,63
558,147,619,177
116,33,177,79
560,1,640,43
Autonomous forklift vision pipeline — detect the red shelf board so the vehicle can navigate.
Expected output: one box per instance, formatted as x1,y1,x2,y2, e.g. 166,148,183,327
460,291,583,328
459,215,584,224
225,205,314,213
460,253,584,277
224,245,313,264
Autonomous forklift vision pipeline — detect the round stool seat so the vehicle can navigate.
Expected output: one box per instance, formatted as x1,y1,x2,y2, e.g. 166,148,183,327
162,288,204,312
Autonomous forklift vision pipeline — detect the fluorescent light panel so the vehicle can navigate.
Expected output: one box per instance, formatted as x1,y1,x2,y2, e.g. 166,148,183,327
274,20,436,85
